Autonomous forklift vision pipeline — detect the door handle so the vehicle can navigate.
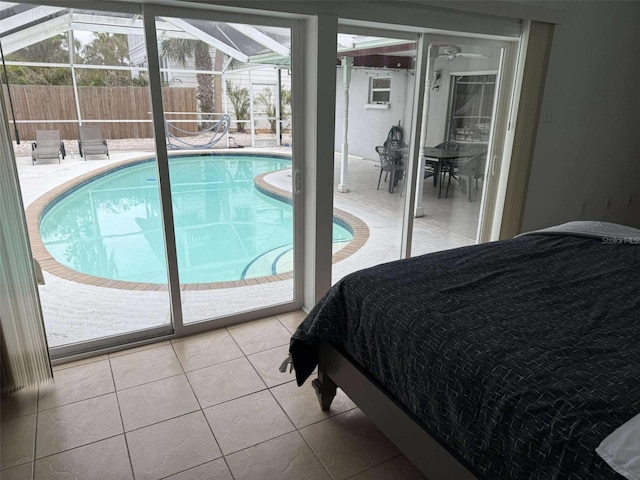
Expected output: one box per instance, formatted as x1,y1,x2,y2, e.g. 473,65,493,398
294,168,302,194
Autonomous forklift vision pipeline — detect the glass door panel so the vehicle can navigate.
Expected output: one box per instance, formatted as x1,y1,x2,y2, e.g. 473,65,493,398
2,4,172,353
411,41,505,256
332,32,418,284
153,14,296,324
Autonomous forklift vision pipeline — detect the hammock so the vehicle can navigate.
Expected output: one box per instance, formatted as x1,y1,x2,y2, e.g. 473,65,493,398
165,114,231,149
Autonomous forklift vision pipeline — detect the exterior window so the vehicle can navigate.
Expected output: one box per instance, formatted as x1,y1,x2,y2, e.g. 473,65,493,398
369,76,391,104
447,74,496,143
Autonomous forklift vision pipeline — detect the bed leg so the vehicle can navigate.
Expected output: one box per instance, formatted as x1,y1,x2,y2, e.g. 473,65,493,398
312,375,337,411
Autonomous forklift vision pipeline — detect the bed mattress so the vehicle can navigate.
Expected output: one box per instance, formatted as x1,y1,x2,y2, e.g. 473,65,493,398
291,225,640,479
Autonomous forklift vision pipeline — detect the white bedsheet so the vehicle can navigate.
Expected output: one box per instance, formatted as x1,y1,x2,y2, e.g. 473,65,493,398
597,412,640,480
521,221,640,242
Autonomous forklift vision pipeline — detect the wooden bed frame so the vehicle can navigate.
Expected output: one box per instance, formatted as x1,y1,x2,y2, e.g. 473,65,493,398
312,340,478,480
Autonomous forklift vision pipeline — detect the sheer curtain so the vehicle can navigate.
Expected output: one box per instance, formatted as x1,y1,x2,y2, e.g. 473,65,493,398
0,80,52,393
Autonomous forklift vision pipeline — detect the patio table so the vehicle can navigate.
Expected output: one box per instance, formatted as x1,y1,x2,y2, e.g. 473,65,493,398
423,147,484,198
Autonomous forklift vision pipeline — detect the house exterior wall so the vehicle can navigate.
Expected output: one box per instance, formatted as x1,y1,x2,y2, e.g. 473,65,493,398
334,68,414,160
334,51,500,160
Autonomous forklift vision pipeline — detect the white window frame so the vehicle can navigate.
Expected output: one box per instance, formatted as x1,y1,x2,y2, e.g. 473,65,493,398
368,75,391,105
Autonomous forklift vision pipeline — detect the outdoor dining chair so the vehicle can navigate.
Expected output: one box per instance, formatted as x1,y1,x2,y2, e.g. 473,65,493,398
375,145,406,194
31,130,66,165
446,152,487,201
79,126,110,159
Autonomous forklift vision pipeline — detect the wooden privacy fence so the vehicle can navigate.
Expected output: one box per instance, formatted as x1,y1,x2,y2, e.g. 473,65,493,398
1,85,199,141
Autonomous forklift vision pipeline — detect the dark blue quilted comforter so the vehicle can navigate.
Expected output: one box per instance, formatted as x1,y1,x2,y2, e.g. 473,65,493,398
290,233,640,480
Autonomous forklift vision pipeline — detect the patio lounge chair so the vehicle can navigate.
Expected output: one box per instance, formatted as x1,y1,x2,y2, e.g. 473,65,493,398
31,130,66,165
79,126,109,159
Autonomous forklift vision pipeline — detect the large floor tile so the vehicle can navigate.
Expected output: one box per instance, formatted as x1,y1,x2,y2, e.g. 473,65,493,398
38,360,114,411
126,411,221,480
36,393,122,458
0,462,33,480
0,413,36,469
186,357,265,408
172,329,243,372
247,345,294,387
34,435,133,480
349,456,426,479
225,431,331,480
228,318,291,355
117,374,199,431
110,344,183,390
204,390,294,455
1,386,37,420
276,310,307,333
271,381,356,428
162,458,233,480
300,409,400,479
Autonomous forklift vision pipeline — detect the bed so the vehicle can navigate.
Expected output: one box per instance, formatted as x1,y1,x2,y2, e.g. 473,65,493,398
289,222,640,480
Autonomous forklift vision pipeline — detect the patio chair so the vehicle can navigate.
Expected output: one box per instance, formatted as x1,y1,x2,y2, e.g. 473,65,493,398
31,130,66,165
78,126,109,159
375,145,406,194
446,152,487,201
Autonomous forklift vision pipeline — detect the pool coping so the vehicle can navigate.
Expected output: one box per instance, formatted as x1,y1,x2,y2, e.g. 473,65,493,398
26,150,369,291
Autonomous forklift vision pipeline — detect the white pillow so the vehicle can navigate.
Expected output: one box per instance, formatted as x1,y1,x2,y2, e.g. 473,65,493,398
597,413,640,480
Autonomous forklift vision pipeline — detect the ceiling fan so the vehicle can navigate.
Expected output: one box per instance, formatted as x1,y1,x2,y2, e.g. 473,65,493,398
436,45,489,61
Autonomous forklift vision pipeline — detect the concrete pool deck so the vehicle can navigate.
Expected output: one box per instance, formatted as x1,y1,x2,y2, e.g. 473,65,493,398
15,146,478,347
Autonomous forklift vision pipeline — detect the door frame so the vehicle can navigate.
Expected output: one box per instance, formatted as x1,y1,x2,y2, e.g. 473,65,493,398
3,1,558,362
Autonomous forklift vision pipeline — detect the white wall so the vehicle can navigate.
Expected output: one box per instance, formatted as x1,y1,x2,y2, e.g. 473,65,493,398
334,49,499,160
521,1,640,230
334,68,414,160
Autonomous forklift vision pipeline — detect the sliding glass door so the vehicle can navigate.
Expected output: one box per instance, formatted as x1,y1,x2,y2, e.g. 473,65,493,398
148,8,299,327
2,1,521,357
327,25,518,280
409,37,513,257
1,2,301,356
1,4,173,356
331,30,419,284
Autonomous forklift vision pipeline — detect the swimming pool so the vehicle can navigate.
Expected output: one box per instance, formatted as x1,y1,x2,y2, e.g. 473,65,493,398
39,154,354,284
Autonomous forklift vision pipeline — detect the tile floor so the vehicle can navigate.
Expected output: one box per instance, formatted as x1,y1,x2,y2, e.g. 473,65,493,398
0,311,426,480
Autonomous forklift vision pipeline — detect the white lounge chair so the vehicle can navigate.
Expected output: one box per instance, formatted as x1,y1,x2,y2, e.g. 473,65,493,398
79,126,109,159
31,130,65,165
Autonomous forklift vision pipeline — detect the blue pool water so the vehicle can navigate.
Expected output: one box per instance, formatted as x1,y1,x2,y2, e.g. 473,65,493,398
40,154,353,284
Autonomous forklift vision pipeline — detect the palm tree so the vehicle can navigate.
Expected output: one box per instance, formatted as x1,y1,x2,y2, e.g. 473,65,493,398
6,35,76,85
161,38,223,126
78,33,133,86
226,81,250,133
256,87,292,134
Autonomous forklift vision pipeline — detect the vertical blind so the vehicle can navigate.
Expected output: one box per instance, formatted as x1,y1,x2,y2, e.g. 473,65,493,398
0,78,52,393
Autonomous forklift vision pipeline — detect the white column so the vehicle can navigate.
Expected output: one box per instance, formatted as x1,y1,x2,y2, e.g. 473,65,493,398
248,70,255,147
414,46,436,217
275,67,282,146
221,70,230,147
68,28,82,134
338,56,352,193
